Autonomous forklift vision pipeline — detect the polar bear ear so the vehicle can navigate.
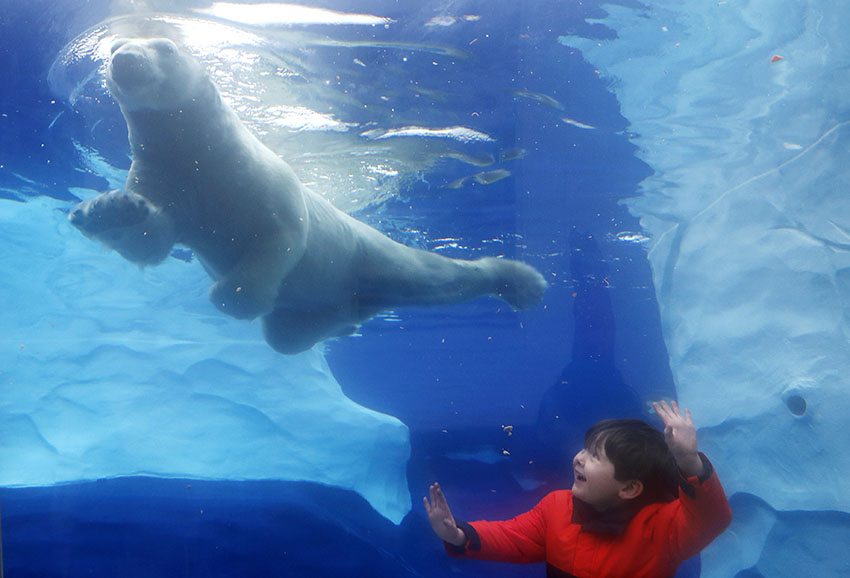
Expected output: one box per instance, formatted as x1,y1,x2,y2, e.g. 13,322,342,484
149,38,178,56
110,38,131,54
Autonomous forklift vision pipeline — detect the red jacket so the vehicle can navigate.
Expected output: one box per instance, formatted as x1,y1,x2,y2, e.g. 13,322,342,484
447,457,732,578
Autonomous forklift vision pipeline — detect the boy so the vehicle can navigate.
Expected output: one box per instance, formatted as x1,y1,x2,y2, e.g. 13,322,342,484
424,401,732,578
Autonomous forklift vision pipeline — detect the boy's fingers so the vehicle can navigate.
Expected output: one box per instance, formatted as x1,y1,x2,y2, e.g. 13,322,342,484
655,401,675,424
427,485,440,507
433,487,444,503
430,483,450,511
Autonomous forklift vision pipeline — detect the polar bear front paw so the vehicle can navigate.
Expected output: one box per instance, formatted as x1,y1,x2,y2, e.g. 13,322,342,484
70,190,154,233
69,190,176,265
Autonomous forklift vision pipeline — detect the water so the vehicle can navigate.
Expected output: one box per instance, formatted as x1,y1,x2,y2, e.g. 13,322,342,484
3,1,849,577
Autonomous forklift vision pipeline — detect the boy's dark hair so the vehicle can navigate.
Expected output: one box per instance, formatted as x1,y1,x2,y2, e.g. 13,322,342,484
584,418,688,503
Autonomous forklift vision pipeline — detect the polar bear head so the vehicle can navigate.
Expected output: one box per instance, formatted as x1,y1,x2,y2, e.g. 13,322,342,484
107,38,213,113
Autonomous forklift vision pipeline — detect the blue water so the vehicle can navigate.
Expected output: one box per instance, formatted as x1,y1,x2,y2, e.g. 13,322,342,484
0,1,748,577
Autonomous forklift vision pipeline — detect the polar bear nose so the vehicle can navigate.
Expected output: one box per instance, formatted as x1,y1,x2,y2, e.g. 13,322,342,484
110,49,152,89
68,206,86,227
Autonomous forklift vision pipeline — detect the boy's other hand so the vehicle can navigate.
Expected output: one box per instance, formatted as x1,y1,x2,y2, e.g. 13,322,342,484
653,400,704,478
424,483,467,546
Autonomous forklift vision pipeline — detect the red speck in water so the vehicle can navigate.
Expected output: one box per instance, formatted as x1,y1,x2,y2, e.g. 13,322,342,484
771,55,784,63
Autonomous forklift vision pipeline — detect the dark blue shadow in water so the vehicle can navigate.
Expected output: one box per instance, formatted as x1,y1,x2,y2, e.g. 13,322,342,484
1,478,486,578
534,230,645,471
0,474,698,577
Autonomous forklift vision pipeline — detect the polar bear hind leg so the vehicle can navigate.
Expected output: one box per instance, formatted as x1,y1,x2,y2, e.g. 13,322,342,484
262,305,379,354
208,239,297,321
357,247,548,311
259,254,548,354
486,258,548,310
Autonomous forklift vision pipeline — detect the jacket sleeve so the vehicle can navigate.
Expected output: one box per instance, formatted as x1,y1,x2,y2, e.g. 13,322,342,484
667,453,733,561
445,493,556,564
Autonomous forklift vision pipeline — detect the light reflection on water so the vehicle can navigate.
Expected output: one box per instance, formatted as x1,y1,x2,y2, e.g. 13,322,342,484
48,11,512,219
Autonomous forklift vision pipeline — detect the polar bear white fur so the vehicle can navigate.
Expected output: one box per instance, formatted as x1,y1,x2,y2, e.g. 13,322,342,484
69,38,547,354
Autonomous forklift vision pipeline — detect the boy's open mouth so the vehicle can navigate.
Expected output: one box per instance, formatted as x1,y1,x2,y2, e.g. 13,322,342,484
575,471,587,482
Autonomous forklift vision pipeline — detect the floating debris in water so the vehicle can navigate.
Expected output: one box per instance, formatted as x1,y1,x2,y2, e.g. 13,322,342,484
472,169,511,185
441,151,495,166
47,110,65,129
615,231,651,244
426,15,457,27
499,147,527,161
443,176,470,189
561,117,596,130
510,89,564,110
362,125,495,143
442,168,511,189
425,13,481,26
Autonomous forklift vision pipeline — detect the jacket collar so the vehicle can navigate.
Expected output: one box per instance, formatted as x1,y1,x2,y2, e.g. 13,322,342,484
570,495,644,535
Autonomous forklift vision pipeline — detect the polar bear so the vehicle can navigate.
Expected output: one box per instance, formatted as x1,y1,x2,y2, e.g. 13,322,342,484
69,38,547,354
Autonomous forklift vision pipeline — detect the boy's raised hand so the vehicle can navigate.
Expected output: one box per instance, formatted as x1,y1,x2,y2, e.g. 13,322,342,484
424,483,466,546
652,400,705,478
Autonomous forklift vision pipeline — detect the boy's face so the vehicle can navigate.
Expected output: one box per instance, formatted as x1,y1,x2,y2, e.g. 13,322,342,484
571,443,632,511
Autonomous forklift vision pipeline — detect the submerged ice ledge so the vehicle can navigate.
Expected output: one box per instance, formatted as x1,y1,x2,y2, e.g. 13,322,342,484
0,198,411,524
